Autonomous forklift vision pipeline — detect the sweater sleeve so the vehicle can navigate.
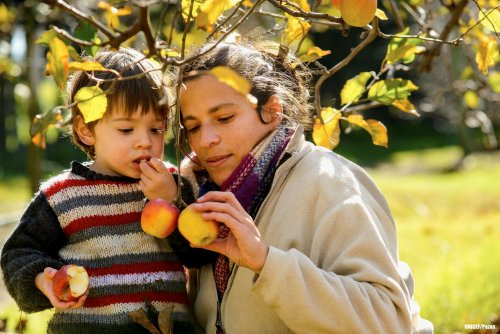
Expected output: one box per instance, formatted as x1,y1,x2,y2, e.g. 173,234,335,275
1,192,67,313
251,152,412,334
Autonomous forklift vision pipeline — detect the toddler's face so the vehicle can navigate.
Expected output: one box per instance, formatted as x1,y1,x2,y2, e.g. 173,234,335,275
88,108,166,178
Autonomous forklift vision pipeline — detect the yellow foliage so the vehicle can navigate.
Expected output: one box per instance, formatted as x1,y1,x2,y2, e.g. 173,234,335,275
312,107,341,150
74,86,108,123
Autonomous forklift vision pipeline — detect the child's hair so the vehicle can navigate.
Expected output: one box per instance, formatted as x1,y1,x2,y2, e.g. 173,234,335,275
181,41,313,129
68,47,170,158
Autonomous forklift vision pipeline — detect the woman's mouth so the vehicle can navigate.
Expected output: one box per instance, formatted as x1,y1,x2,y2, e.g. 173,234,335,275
205,154,231,168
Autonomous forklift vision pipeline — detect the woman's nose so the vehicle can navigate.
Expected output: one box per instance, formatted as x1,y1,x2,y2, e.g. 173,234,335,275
200,126,220,147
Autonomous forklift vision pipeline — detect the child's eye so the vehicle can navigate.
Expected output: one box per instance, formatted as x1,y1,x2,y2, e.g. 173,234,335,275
119,129,133,133
151,127,166,134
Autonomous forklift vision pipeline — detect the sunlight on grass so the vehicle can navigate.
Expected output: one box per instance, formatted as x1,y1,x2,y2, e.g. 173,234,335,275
0,177,31,214
372,150,500,334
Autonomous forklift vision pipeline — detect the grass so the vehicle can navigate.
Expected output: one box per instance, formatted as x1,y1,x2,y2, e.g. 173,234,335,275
0,147,499,333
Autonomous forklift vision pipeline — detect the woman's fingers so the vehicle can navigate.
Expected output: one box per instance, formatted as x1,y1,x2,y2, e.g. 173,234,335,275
197,191,249,217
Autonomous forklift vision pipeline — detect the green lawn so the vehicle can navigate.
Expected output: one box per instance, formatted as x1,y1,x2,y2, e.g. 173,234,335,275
0,147,499,333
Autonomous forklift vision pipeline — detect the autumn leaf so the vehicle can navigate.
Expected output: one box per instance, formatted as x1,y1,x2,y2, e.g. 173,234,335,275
209,66,257,106
375,8,388,20
98,1,132,29
74,86,108,123
463,90,480,109
181,0,203,21
196,0,238,31
128,308,162,334
312,107,341,150
299,46,331,62
35,29,59,45
475,34,498,75
46,37,70,92
488,71,500,93
68,61,107,72
30,108,65,149
368,78,418,104
479,7,500,33
340,72,372,105
346,115,388,147
284,14,311,46
158,304,175,334
392,99,419,116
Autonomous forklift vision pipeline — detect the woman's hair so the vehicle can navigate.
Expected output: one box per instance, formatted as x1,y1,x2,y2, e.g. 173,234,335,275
67,47,170,158
182,41,313,129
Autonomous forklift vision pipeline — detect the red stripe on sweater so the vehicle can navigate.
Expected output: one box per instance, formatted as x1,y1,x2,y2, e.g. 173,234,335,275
63,212,142,235
87,261,184,277
45,179,138,197
84,291,189,307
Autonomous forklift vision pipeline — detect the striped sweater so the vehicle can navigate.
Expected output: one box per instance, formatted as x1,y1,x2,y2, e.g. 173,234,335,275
1,161,195,334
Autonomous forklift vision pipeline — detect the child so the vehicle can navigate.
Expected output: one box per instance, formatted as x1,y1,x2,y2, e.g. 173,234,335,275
1,48,194,333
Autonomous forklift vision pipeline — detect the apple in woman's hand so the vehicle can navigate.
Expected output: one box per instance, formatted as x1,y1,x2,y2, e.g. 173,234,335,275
178,203,219,247
52,264,89,302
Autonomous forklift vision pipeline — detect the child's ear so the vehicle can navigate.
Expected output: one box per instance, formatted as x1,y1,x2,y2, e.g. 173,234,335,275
261,95,283,125
74,115,95,146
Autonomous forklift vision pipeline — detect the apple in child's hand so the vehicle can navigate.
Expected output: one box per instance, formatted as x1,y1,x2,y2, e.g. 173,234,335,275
141,199,179,238
178,203,219,247
52,264,89,302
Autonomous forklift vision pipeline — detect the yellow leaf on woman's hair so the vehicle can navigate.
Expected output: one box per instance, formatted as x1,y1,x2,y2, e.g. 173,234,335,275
74,86,108,123
210,66,251,96
475,34,498,75
346,115,388,147
312,107,341,150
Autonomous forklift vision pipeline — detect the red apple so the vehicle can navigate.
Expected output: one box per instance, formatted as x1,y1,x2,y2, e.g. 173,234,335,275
339,0,377,27
52,264,89,302
141,199,179,238
178,203,219,247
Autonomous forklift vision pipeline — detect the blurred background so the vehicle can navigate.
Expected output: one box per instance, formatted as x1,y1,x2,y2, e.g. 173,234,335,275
0,1,499,333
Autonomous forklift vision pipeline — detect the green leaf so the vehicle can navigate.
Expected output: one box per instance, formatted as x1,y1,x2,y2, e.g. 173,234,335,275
74,86,108,123
340,72,372,106
74,22,100,57
368,78,418,105
35,29,59,45
385,28,425,65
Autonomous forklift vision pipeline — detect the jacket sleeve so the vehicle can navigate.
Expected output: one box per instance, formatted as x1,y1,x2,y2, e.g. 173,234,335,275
1,192,67,313
167,174,218,268
251,151,412,334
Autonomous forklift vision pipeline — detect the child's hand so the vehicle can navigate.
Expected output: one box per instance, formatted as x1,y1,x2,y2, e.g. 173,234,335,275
35,267,88,309
139,158,177,201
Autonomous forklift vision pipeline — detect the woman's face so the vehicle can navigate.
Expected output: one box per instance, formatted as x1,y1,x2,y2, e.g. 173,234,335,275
180,75,280,186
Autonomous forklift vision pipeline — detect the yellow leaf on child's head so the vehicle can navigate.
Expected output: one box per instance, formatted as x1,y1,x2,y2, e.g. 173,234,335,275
74,86,108,123
312,107,341,150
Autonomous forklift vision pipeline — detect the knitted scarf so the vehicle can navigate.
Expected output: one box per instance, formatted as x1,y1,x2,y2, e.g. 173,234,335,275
194,125,293,333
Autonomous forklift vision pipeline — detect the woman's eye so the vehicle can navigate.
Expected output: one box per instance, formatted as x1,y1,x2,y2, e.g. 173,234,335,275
218,115,233,123
186,125,200,134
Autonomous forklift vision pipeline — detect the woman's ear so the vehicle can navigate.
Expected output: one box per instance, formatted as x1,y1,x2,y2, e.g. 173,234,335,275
261,95,283,125
74,115,96,146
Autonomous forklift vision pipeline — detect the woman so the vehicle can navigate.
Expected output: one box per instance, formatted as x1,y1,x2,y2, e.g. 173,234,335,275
173,41,419,333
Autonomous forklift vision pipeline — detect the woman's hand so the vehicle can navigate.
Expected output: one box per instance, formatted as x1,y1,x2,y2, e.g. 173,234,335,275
35,267,88,309
139,158,177,201
193,191,269,273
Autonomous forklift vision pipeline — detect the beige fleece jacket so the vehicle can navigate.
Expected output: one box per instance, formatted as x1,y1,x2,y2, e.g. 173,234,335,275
191,127,413,334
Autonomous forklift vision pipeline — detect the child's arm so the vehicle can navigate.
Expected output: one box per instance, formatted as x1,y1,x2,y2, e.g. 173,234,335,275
1,193,68,312
139,158,177,201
